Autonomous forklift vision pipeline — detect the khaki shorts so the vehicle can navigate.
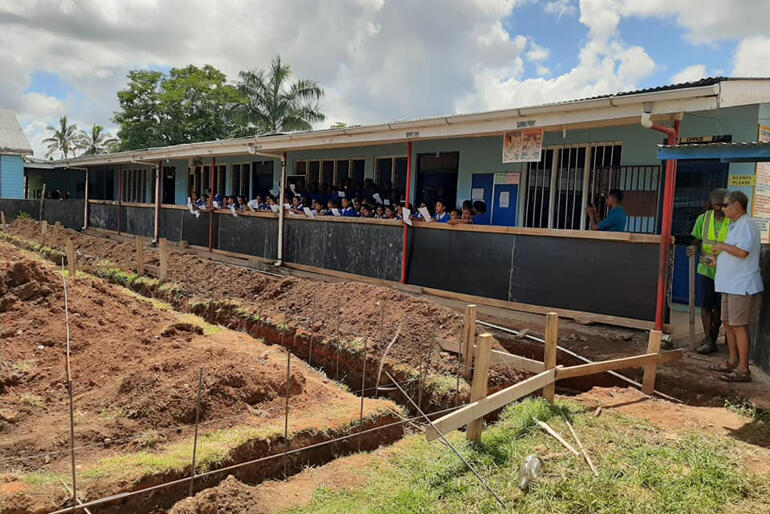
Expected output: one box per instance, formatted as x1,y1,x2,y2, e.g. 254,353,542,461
721,293,762,326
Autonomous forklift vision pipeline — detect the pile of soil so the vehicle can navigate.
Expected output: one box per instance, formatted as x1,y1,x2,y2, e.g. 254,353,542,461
0,244,359,471
170,475,269,513
5,219,529,383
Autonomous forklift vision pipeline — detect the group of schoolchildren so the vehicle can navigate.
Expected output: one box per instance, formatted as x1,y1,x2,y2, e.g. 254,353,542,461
187,178,490,225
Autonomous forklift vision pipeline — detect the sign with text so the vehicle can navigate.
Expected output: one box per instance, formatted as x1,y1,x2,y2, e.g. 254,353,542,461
728,175,756,187
494,172,521,185
752,124,770,242
502,128,543,163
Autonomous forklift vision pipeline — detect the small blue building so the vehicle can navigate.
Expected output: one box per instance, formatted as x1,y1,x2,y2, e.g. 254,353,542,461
0,108,32,199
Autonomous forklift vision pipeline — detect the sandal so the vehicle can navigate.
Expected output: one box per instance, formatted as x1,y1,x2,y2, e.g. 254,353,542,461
707,362,734,373
719,370,752,383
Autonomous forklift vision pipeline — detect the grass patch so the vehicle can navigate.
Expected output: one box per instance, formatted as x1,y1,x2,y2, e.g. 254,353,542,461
290,398,770,514
20,470,65,486
75,401,398,483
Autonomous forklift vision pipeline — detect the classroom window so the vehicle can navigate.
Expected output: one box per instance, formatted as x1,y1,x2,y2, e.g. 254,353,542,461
252,161,274,196
336,160,349,183
523,143,624,230
231,164,251,198
375,155,407,191
523,150,553,228
121,168,150,203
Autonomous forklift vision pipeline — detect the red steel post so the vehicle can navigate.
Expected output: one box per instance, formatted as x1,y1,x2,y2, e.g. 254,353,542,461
651,120,680,331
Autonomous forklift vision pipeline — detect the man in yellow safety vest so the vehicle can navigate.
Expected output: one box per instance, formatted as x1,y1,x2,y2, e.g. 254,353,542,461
686,188,730,354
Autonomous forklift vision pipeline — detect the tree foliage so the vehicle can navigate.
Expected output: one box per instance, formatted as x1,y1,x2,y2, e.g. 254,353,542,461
234,56,325,135
42,116,80,159
112,57,325,150
113,66,243,151
78,124,119,155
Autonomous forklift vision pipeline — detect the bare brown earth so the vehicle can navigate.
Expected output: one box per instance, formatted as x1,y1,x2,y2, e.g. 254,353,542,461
170,386,770,514
0,243,400,513
3,219,529,385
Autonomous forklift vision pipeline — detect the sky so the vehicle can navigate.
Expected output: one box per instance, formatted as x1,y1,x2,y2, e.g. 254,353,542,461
1,0,768,158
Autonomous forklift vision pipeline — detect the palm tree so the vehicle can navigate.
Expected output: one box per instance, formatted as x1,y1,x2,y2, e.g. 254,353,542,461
42,116,81,159
234,55,325,135
78,124,120,155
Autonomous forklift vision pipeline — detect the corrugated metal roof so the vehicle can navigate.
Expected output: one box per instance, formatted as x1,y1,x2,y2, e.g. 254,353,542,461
0,108,32,155
658,141,770,149
272,77,741,138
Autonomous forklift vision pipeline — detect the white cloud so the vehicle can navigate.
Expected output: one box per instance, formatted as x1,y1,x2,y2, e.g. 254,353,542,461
544,0,577,18
526,41,550,62
671,64,707,84
617,0,770,44
733,36,770,77
0,0,764,159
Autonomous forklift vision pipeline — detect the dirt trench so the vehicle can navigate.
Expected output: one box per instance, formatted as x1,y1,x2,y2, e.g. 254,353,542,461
2,219,533,412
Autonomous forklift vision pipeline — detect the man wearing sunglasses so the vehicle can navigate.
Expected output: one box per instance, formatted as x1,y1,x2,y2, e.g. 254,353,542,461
711,191,764,383
687,189,730,354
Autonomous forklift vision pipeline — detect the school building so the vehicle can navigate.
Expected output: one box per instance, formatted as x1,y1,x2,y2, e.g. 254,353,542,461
1,77,769,370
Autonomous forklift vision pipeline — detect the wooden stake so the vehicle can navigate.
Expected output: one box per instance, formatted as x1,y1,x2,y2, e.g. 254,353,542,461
158,237,168,281
543,312,558,403
467,333,492,441
565,419,598,477
0,211,6,230
642,330,662,395
54,221,61,231
535,419,579,457
461,304,476,379
66,240,76,277
41,220,47,235
135,236,144,275
688,252,696,350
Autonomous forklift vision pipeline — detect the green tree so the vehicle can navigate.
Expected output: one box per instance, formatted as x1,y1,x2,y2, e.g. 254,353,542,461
234,55,325,135
158,64,244,144
113,66,245,150
78,124,119,155
113,69,164,151
42,116,80,159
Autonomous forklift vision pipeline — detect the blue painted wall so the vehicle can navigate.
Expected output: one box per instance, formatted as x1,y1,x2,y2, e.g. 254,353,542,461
0,154,25,199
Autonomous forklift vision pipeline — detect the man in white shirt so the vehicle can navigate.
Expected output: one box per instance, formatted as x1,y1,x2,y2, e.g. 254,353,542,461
712,191,764,382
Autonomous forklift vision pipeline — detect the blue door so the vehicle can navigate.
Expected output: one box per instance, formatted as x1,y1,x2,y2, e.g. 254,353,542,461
470,173,493,224
492,184,518,226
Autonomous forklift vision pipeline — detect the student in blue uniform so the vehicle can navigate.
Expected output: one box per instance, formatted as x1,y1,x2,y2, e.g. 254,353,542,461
471,201,488,225
433,200,450,223
340,197,358,217
586,189,627,232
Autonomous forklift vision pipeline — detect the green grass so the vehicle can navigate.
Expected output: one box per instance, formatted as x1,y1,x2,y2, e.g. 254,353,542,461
289,398,770,514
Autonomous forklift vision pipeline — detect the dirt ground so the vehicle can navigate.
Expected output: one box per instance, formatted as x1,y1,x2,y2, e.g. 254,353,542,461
169,386,770,513
3,219,527,384
0,243,398,513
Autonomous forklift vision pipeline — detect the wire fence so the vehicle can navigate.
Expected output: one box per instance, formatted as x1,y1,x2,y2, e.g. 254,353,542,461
1,226,522,512
2,235,475,512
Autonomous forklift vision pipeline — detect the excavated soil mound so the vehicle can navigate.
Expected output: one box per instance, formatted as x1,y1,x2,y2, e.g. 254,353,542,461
0,244,349,471
170,475,269,514
5,219,528,384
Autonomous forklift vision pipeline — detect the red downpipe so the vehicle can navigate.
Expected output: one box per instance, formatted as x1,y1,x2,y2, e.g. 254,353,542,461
117,166,122,235
208,156,216,252
651,120,680,331
400,141,412,283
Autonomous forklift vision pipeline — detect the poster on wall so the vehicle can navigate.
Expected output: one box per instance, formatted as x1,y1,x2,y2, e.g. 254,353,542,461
752,124,770,243
502,128,543,163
